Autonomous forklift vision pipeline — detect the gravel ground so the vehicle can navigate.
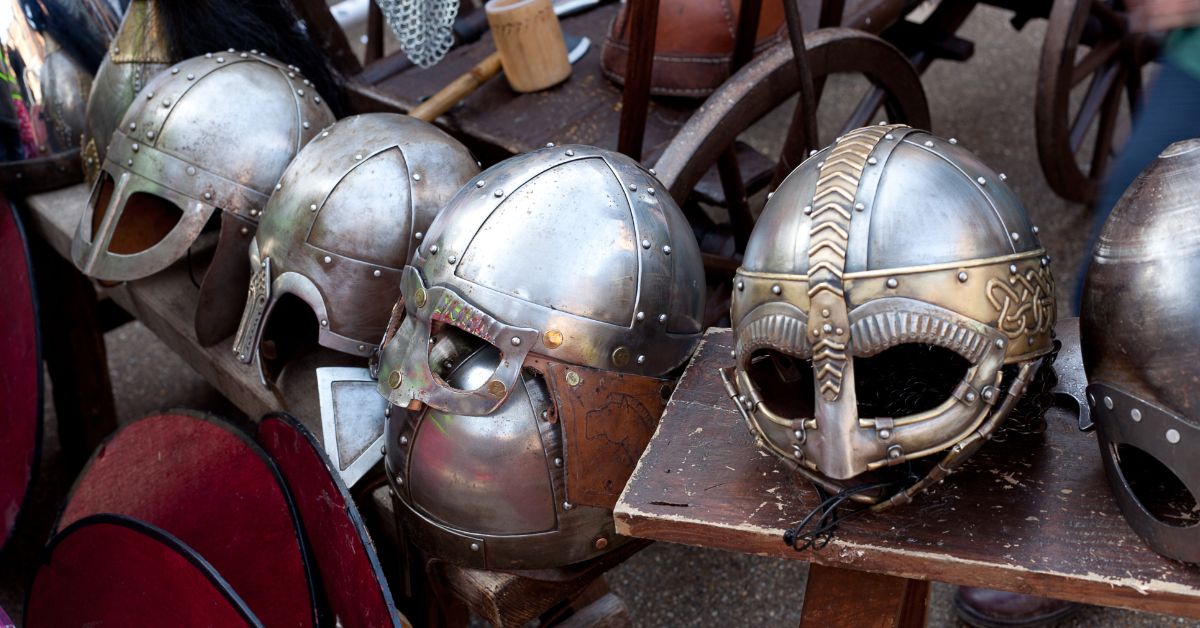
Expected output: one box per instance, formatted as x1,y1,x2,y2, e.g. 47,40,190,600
3,4,1199,627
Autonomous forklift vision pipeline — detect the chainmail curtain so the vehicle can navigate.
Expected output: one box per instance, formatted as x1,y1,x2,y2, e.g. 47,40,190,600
374,0,459,68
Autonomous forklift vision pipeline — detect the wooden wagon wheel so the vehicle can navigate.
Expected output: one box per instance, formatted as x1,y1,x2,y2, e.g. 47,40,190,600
655,28,930,213
1036,0,1151,204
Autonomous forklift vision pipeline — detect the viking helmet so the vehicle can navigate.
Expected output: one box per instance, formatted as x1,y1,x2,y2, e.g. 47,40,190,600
1081,139,1200,563
231,113,479,381
376,145,705,569
724,124,1056,509
81,0,171,183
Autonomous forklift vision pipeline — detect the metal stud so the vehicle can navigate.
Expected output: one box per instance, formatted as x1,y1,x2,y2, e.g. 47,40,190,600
131,143,139,152
629,183,637,191
1167,429,1181,444
171,68,179,75
658,313,668,323
302,121,310,129
736,281,744,291
203,191,212,200
448,255,457,264
924,140,934,148
494,189,504,197
771,284,782,295
1009,264,1018,274
554,457,563,467
415,232,424,240
995,338,1005,349
1130,408,1142,422
563,502,573,511
126,159,133,166
186,166,196,176
430,245,439,255
297,88,305,96
641,239,651,249
323,255,332,264
321,319,329,327
867,157,878,165
129,122,137,131
885,133,894,140
879,429,892,440
977,177,987,186
546,142,555,147
186,73,194,80
544,330,563,349
966,391,977,403
1032,226,1039,235
146,131,156,140
354,153,363,160
662,245,672,255
636,311,645,321
1103,396,1114,409
948,137,958,144
886,278,898,288
648,168,656,176
1011,232,1020,241
373,269,382,278
637,355,646,364
310,203,317,211
957,271,968,282
854,202,865,211
999,173,1008,181
803,205,812,215
412,173,421,181
146,91,154,100
161,98,171,107
476,180,486,188
216,57,224,63
566,149,574,156
470,543,480,552
511,337,522,346
648,187,656,195
314,96,321,103
240,227,249,235
240,52,248,58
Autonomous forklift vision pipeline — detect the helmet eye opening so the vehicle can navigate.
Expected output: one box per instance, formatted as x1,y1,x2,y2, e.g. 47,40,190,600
427,323,501,394
104,190,184,254
1113,443,1199,529
746,349,815,419
259,293,319,385
854,344,969,419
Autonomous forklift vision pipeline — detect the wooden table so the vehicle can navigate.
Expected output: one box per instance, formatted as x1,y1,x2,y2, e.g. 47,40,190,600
614,325,1200,625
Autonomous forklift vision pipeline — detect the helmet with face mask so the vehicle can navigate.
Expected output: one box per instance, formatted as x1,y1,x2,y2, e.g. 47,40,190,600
231,113,479,383
72,50,334,345
375,144,705,569
723,124,1056,510
81,0,171,184
1081,139,1200,563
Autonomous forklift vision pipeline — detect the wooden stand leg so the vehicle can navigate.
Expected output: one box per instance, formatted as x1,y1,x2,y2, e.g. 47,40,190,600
799,564,929,628
31,238,118,468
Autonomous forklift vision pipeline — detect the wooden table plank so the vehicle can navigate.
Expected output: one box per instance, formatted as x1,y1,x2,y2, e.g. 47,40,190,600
614,324,1200,619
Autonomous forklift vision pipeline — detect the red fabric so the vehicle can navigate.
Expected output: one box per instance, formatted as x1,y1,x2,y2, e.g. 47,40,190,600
257,414,402,628
59,412,315,627
26,516,259,627
0,196,39,552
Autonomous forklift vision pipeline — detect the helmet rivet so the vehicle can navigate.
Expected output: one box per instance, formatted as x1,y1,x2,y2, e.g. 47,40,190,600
494,189,504,197
948,137,958,144
821,308,831,317
735,281,745,292
855,202,865,211
302,121,310,129
879,429,892,439
249,208,259,217
314,96,321,103
966,391,977,403
186,73,194,80
414,232,424,240
594,537,608,550
131,143,139,152
1009,264,1018,274
354,154,363,160
240,52,248,58
977,177,987,186
771,284,782,295
924,140,934,148
662,245,672,255
358,344,366,352
129,122,137,131
240,227,249,235
320,319,328,327
835,327,843,335
395,475,404,485
297,88,305,96
203,191,212,200
373,269,382,278
309,203,317,211
629,183,637,191
275,183,283,191
611,347,631,367
958,271,968,282
511,337,522,346
1103,396,1113,410
546,142,555,147
543,330,563,349
999,173,1008,181
146,90,155,99
867,157,878,165
565,371,581,387
803,205,812,215
288,71,295,78
127,159,133,167
822,323,833,333
885,133,894,140
793,429,803,439
470,543,480,552
886,278,898,288
487,380,506,397
162,98,171,107
1167,429,1182,444
657,313,667,324
565,149,574,157
983,388,995,401
448,255,457,264
186,166,196,176
554,457,563,467
216,57,225,63
994,338,1005,349
1010,232,1020,241
641,239,651,249
412,173,421,181
414,288,427,308
563,502,573,511
429,245,439,255
476,180,486,188
887,445,903,460
649,168,657,175
636,311,646,321
1032,225,1039,235
637,354,646,364
648,187,655,195
388,371,402,389
146,130,155,140
1131,408,1142,422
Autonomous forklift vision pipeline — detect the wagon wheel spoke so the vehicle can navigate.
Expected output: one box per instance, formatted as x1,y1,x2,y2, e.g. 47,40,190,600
1069,63,1119,153
1087,0,1126,34
1070,38,1121,87
1089,66,1126,179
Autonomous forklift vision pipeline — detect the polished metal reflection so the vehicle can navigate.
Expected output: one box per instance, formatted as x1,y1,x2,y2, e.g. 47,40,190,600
726,125,1056,509
71,50,335,282
1081,138,1200,563
231,113,478,375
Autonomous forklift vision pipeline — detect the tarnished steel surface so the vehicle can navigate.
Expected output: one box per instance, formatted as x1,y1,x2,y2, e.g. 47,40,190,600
37,49,90,153
72,50,334,282
232,113,478,371
654,28,929,204
1081,138,1200,563
26,515,260,627
0,196,40,554
81,0,172,183
256,414,404,628
57,411,318,627
377,145,704,569
725,125,1056,509
1049,317,1092,431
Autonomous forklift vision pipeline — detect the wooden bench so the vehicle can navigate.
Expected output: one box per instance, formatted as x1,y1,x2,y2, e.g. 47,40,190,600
614,324,1200,625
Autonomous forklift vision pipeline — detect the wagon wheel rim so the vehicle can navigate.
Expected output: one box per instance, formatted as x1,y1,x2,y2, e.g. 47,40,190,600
655,28,931,206
1036,0,1146,205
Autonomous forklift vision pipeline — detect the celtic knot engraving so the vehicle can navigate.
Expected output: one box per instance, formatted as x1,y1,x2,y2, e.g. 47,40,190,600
986,266,1055,339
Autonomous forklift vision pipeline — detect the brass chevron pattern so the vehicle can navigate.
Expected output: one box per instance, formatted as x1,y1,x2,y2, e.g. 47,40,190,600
806,125,899,401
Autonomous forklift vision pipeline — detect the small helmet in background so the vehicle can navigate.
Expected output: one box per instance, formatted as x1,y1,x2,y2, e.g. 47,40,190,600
231,113,480,386
81,0,171,183
72,50,335,346
725,124,1056,511
1081,138,1200,564
375,144,705,569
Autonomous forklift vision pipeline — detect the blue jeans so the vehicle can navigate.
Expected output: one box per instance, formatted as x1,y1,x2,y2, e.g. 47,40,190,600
1073,59,1200,312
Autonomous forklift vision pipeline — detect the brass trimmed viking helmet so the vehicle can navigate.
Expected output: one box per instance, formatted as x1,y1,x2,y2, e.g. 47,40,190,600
724,124,1057,509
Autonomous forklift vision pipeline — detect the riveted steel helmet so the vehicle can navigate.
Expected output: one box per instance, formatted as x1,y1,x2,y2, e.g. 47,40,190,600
81,0,171,183
1081,139,1200,563
724,124,1057,510
375,144,704,569
72,50,334,344
231,113,479,381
